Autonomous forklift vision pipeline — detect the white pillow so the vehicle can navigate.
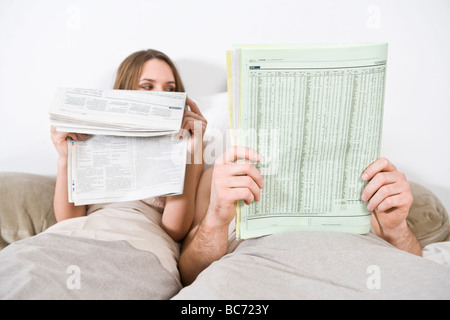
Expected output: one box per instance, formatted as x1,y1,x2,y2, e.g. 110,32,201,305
193,92,231,168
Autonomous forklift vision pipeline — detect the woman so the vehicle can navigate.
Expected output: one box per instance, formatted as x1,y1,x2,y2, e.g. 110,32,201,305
51,49,207,242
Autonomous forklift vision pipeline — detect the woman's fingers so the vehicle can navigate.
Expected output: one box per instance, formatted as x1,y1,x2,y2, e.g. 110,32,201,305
177,98,207,139
186,97,203,117
180,114,206,132
67,133,88,141
51,127,87,141
181,112,205,126
50,126,88,157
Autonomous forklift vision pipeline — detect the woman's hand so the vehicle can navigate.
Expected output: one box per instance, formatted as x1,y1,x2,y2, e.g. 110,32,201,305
51,126,88,222
207,146,264,228
361,157,413,237
177,97,207,163
50,126,87,158
178,97,207,138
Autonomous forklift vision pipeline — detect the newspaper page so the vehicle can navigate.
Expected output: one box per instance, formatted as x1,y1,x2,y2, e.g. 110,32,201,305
68,134,187,205
50,87,186,136
229,43,387,239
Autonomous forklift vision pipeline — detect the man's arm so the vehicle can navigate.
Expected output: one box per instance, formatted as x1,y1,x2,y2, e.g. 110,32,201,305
179,147,263,286
179,209,230,286
371,214,422,256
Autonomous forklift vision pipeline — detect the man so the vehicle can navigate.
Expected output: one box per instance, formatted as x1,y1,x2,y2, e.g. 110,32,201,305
179,146,422,287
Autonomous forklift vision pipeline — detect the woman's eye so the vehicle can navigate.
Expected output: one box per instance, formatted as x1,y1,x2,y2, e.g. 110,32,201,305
166,87,175,92
141,85,153,90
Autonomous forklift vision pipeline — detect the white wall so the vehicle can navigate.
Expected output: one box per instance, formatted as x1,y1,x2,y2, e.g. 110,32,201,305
0,0,449,212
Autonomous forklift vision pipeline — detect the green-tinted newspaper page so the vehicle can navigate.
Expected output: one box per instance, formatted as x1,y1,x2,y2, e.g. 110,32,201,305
229,43,387,239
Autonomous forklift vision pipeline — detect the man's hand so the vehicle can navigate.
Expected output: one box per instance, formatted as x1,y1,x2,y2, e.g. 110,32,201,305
361,157,413,232
361,157,420,255
208,146,264,228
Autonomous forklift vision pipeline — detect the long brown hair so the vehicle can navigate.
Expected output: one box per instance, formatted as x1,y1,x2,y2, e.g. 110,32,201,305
113,49,185,92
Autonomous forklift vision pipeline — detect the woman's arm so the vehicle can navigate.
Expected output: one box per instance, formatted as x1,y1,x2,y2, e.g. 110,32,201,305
161,98,207,241
51,126,87,222
54,155,87,222
162,148,204,242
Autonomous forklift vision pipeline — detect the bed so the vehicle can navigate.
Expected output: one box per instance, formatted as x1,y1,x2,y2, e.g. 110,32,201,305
0,93,449,299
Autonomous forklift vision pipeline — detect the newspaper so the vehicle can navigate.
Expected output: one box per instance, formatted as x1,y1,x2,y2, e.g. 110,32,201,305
68,134,187,205
50,87,186,136
227,43,387,239
49,87,188,205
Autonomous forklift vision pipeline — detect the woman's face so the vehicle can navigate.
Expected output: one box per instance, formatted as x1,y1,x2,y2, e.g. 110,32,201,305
138,58,176,92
